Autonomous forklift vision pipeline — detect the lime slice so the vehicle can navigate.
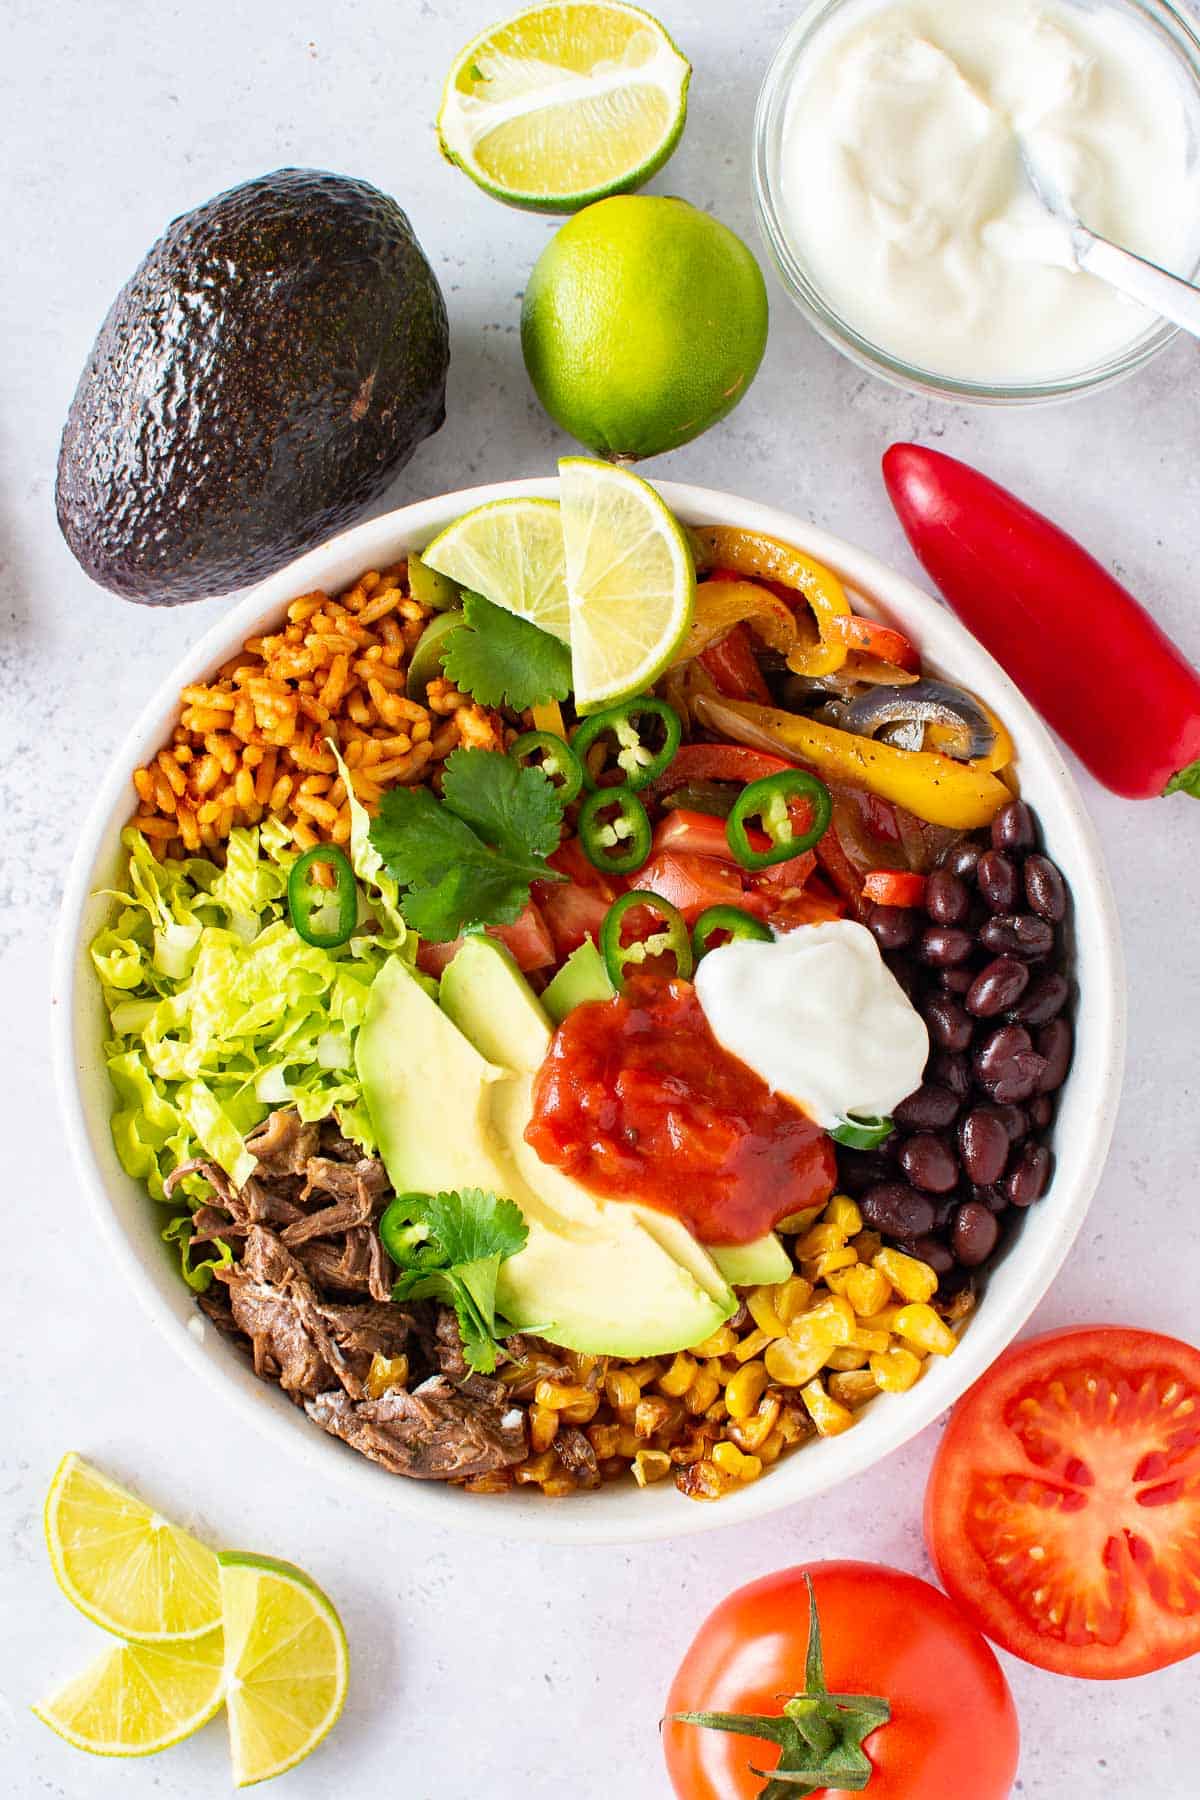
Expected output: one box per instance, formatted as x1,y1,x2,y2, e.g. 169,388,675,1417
45,1453,221,1643
422,496,570,642
219,1551,349,1788
559,456,695,712
33,1629,225,1757
437,2,690,213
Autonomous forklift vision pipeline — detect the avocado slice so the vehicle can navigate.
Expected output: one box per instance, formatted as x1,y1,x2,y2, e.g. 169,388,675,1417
356,953,734,1357
440,935,552,1070
709,1237,793,1288
56,169,450,604
541,940,614,1023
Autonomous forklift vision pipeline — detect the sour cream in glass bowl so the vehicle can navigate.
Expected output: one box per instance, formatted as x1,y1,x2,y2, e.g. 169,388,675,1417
53,480,1124,1544
753,0,1200,402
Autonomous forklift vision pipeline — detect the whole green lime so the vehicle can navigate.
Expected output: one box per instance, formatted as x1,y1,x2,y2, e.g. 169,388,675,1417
520,195,769,460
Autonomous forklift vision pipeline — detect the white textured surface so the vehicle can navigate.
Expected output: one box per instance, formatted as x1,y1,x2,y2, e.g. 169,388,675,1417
2,1,1199,1795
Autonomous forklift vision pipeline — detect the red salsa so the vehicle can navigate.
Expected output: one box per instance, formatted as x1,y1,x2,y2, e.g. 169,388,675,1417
525,977,836,1245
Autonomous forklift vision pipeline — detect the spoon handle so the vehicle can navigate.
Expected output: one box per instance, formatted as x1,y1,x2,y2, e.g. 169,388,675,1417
1075,229,1200,340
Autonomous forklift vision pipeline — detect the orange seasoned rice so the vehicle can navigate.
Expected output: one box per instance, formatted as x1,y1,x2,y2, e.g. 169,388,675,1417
131,564,505,860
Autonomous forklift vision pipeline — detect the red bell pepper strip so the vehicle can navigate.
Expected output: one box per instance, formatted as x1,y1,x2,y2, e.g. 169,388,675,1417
828,613,920,673
644,742,792,802
862,869,927,907
883,443,1200,801
699,622,773,704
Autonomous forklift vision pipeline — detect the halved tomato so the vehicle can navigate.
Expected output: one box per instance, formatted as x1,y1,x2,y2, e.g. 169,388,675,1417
926,1326,1200,1679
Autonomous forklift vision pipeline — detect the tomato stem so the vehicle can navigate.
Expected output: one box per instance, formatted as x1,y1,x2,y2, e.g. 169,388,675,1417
671,1574,890,1798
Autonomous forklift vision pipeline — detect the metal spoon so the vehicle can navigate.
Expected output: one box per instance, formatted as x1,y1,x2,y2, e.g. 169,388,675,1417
1017,135,1200,340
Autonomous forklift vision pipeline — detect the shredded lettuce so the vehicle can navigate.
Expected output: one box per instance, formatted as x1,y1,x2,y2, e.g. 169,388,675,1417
91,822,419,1206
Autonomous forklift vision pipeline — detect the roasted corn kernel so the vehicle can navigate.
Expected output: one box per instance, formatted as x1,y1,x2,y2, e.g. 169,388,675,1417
825,1194,863,1236
800,1378,855,1436
873,1248,939,1304
869,1346,923,1392
893,1303,958,1356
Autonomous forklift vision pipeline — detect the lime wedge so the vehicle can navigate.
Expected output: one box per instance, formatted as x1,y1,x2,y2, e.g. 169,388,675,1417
219,1552,349,1788
437,1,690,213
559,456,695,712
422,496,570,642
45,1453,221,1643
33,1629,225,1757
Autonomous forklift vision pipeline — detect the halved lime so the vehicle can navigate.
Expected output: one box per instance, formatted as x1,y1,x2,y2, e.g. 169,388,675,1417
45,1453,221,1644
437,2,690,213
33,1629,225,1758
559,456,695,712
219,1551,349,1788
422,496,570,642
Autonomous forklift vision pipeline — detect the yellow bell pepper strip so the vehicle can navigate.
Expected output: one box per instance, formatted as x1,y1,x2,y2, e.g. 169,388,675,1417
692,691,1011,829
689,527,852,678
530,699,567,738
670,579,798,666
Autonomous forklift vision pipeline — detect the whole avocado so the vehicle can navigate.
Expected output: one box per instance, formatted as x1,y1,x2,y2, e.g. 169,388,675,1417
56,169,450,603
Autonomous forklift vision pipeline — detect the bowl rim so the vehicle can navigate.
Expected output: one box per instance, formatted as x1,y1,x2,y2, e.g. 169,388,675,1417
51,475,1126,1544
751,0,1200,405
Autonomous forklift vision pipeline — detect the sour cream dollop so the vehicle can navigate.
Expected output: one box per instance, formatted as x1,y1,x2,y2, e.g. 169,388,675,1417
693,920,928,1130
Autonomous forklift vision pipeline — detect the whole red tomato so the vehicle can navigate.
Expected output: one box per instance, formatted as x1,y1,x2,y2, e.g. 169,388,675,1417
663,1561,1018,1800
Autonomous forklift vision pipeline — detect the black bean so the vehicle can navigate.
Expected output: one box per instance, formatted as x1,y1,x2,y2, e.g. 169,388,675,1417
936,1264,977,1299
1006,1142,1052,1207
967,956,1030,1017
959,1108,1010,1185
1011,970,1070,1027
1024,854,1067,923
991,1103,1029,1142
974,1024,1046,1104
918,926,975,967
889,957,919,1003
976,850,1019,913
951,1201,1000,1267
992,799,1036,852
861,1183,937,1238
835,1149,895,1195
940,966,976,995
1027,1095,1054,1131
1036,1018,1073,1093
867,902,916,951
923,993,973,1052
894,1082,960,1130
926,868,970,925
904,1234,955,1275
979,914,1055,962
943,840,982,882
972,1183,1010,1215
929,1051,971,1101
899,1133,960,1194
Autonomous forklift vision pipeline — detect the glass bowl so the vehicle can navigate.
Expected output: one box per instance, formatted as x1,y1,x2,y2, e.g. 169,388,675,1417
752,0,1200,404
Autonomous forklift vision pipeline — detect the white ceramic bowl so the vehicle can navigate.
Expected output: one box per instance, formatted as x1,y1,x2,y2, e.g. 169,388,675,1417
52,478,1125,1543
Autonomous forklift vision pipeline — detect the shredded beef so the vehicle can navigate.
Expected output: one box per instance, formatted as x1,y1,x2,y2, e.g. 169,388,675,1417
306,1378,527,1480
178,1108,554,1486
554,1426,601,1490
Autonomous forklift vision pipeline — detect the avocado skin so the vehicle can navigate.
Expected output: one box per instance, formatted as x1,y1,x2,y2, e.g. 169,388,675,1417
56,168,450,604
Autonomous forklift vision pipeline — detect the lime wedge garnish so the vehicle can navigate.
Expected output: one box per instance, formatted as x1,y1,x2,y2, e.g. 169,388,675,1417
219,1551,349,1788
559,456,695,712
45,1453,221,1643
437,1,690,213
33,1629,225,1757
422,496,570,642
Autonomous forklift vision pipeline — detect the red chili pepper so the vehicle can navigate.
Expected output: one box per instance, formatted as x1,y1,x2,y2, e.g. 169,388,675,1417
883,444,1200,801
862,869,927,908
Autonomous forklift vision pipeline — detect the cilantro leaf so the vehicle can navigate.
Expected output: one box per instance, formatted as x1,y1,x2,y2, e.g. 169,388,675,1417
388,1189,528,1374
441,748,563,863
441,592,572,711
368,749,565,941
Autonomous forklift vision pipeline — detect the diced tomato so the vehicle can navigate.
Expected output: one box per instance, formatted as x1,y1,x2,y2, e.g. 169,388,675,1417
829,612,921,672
635,851,744,923
535,879,613,959
756,874,846,930
699,623,772,704
652,810,737,860
646,743,792,800
863,869,927,907
547,835,622,899
415,899,556,979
